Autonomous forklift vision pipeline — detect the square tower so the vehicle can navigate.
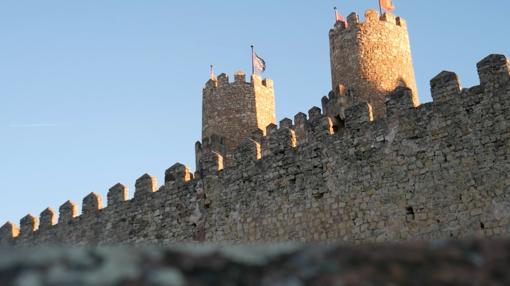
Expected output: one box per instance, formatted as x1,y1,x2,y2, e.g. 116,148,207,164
201,71,276,156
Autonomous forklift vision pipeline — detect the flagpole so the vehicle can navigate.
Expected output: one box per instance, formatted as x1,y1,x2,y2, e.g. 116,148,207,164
378,0,383,15
334,6,337,22
251,45,255,75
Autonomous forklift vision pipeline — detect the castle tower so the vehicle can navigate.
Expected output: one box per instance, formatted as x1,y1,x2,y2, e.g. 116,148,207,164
201,71,276,156
329,9,419,118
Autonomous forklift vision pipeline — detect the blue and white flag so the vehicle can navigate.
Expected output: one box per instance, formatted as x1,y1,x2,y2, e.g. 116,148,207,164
252,51,266,74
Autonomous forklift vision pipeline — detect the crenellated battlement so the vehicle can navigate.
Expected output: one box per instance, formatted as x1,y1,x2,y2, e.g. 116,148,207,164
0,162,203,245
192,54,509,178
330,10,407,43
204,72,273,91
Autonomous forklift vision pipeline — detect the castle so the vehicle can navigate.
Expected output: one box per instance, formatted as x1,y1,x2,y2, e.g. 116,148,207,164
1,9,509,246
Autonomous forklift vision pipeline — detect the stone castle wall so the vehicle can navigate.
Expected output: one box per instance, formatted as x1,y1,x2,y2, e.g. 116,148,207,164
202,72,275,154
330,10,419,118
1,54,509,246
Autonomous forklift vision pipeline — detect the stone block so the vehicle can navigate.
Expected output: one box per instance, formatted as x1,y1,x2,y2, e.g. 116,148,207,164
108,183,128,206
199,151,224,178
386,86,415,117
82,192,103,215
20,214,37,236
345,102,373,129
165,163,191,185
232,138,261,166
59,200,77,224
477,54,510,89
0,222,19,242
279,118,293,129
308,106,322,121
39,208,56,231
135,174,157,198
430,71,461,103
266,123,278,135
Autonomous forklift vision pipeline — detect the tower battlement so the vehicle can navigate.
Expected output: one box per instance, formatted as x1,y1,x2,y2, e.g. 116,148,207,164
205,72,274,89
330,9,407,35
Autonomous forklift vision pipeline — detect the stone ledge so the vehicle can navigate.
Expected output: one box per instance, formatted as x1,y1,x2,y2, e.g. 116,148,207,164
1,239,509,286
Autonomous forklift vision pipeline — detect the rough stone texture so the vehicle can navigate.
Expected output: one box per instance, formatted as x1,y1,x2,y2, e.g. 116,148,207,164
107,184,128,207
39,208,57,231
1,240,510,286
19,215,37,237
201,71,276,155
477,54,510,89
0,222,19,246
82,193,103,216
430,71,462,103
329,10,419,118
58,201,77,224
134,174,157,198
165,163,192,186
2,54,509,247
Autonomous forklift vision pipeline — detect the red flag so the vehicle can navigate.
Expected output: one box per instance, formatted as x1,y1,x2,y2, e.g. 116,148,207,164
380,0,395,12
334,7,348,27
335,10,344,23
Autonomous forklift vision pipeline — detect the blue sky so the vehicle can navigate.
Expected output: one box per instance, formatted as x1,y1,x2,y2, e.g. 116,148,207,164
0,0,509,225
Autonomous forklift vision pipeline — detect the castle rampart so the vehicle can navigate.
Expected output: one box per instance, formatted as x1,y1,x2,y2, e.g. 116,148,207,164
2,54,509,246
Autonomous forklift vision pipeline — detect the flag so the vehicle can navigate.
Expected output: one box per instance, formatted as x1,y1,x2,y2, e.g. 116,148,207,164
379,0,395,12
252,51,266,74
335,7,347,26
210,65,216,81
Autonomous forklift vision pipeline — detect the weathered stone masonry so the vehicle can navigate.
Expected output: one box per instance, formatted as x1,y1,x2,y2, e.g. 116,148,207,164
330,10,419,118
1,11,509,246
1,52,509,246
201,72,276,155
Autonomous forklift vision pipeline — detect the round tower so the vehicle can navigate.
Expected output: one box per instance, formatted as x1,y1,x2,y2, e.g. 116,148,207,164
329,9,419,118
201,71,276,156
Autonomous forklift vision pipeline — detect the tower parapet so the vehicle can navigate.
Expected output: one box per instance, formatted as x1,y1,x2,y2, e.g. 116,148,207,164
202,71,276,158
329,9,419,118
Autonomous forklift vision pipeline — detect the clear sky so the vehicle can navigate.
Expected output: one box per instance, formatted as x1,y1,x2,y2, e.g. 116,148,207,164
0,0,509,225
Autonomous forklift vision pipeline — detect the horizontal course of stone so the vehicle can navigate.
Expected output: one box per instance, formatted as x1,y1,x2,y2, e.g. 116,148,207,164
1,54,509,246
1,239,510,285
